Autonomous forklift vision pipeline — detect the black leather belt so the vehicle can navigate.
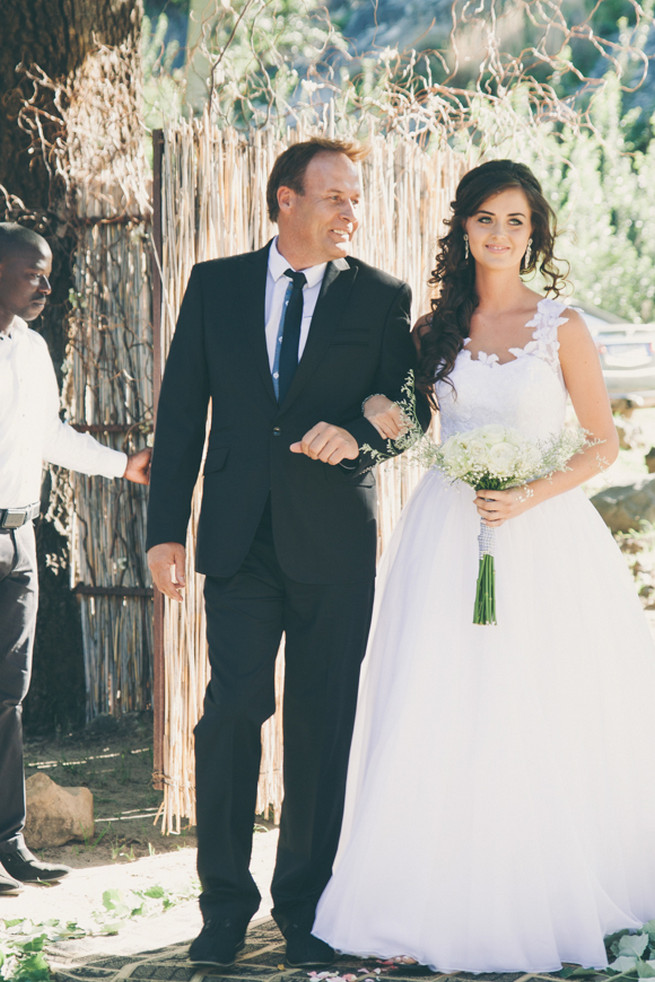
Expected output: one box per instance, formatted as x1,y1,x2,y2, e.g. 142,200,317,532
0,502,40,530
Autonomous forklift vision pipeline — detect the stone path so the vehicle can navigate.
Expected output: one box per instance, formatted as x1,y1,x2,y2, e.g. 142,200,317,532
49,916,610,982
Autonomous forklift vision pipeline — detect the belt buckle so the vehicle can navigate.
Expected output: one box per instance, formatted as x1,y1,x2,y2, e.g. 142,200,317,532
0,509,27,529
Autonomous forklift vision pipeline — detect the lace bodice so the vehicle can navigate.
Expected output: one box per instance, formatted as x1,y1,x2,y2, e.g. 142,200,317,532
435,298,569,443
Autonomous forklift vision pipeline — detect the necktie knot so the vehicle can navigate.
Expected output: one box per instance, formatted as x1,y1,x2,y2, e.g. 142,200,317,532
284,269,307,290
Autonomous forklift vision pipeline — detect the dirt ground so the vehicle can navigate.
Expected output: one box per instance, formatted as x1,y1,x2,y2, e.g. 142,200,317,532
14,717,278,964
23,711,201,868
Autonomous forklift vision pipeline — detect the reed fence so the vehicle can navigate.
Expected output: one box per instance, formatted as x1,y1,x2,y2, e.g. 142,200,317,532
153,115,465,832
58,43,155,721
65,219,153,719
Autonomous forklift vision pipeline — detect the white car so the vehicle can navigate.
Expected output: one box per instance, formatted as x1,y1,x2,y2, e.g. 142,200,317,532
575,302,655,409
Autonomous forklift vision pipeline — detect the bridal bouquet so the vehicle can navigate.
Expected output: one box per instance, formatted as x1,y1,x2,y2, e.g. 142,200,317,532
433,423,585,625
361,374,586,626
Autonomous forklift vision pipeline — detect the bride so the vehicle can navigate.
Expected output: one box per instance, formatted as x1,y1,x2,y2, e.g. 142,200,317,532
312,159,655,973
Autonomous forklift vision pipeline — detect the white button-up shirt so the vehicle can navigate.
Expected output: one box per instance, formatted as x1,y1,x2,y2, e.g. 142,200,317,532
264,238,327,372
0,317,127,509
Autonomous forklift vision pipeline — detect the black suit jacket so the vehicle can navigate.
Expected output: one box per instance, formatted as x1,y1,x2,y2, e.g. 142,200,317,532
146,242,426,584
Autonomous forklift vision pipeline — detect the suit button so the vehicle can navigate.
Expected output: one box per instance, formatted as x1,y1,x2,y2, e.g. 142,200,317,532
272,426,281,436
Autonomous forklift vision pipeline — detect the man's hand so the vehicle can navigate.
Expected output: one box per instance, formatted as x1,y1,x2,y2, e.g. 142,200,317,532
123,448,151,485
148,542,186,601
290,422,359,465
362,394,408,440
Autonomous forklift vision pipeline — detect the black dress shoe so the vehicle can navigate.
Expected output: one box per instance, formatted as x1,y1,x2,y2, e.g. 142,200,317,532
1,846,71,882
284,924,335,968
0,868,22,895
189,917,247,967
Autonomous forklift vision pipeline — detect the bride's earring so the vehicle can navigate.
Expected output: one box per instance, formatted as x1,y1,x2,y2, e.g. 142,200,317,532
522,237,533,270
463,233,470,262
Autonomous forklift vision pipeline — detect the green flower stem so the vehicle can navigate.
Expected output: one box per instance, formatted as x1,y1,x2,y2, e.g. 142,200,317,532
474,553,497,625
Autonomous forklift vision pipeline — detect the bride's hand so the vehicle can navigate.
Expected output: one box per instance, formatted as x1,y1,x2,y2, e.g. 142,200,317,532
362,394,408,440
474,485,535,527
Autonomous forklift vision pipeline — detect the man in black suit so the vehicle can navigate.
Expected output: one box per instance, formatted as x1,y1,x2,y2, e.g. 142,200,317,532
146,138,426,969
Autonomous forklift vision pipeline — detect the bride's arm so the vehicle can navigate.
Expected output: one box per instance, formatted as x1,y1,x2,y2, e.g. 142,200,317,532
363,312,434,440
362,394,407,440
475,308,619,527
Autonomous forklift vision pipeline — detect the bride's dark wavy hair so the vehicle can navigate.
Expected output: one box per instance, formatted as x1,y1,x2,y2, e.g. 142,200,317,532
416,159,567,405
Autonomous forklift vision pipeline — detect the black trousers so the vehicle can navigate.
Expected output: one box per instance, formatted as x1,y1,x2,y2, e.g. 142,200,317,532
0,522,39,854
195,500,374,932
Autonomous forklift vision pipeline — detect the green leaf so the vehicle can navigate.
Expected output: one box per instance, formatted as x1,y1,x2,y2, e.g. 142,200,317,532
13,951,51,980
142,885,165,899
637,962,655,978
618,935,650,959
101,889,130,918
21,934,48,953
609,955,641,974
102,889,123,910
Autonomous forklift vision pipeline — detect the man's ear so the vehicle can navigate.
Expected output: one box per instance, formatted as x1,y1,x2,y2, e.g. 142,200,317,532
277,185,293,212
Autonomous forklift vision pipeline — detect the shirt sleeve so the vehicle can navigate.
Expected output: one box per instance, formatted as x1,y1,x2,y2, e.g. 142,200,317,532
38,339,127,478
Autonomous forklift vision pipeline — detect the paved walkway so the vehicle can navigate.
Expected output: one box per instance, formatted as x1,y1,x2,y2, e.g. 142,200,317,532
49,915,581,982
46,917,614,982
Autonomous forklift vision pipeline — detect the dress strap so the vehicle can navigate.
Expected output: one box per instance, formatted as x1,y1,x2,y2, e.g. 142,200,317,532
523,298,568,373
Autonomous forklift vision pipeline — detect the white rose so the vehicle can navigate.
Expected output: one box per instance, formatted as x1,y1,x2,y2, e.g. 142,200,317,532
478,423,507,444
487,441,519,477
466,437,492,468
439,438,469,477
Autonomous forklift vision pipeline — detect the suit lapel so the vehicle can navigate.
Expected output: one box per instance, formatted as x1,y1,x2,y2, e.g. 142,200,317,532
238,243,277,403
280,257,355,408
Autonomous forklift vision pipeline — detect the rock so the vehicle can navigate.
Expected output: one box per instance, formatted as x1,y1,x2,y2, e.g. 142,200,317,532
591,477,655,534
24,772,94,848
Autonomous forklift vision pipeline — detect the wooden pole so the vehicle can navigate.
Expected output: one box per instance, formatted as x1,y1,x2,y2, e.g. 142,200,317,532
151,128,165,790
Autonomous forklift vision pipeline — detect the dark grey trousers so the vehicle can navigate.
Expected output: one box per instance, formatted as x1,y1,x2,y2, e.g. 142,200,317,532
0,522,38,854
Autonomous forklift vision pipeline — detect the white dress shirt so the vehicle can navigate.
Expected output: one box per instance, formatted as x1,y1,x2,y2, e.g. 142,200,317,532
264,238,327,378
0,317,127,509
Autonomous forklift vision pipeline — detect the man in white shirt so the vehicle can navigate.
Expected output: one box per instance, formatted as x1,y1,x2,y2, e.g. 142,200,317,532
0,222,151,895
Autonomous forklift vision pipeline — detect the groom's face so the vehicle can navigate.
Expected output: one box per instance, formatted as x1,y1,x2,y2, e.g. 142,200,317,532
276,152,361,269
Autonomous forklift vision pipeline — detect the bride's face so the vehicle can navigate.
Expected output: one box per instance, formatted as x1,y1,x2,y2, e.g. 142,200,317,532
464,187,533,272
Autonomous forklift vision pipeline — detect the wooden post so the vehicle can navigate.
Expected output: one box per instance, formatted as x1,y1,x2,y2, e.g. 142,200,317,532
151,128,165,790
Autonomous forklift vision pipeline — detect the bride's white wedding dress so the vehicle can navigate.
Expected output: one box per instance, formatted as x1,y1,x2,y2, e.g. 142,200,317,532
313,298,655,973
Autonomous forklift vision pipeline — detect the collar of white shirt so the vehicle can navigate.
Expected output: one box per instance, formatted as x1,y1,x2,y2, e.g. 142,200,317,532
0,316,25,342
268,238,327,290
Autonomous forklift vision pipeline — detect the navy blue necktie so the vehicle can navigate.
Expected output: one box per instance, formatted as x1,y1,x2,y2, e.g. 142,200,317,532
278,269,306,402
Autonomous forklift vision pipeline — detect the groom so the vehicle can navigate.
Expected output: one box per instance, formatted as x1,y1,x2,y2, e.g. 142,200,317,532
146,138,426,969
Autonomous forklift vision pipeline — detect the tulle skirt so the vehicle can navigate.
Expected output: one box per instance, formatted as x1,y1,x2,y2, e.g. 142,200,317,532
314,468,655,973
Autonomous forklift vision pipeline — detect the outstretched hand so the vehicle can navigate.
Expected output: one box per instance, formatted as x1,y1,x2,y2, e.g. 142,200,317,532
123,448,151,485
290,422,359,465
